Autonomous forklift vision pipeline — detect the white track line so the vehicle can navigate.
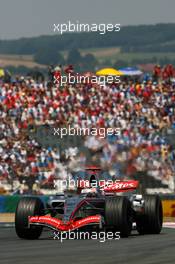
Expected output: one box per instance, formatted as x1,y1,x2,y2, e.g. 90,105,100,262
163,222,175,228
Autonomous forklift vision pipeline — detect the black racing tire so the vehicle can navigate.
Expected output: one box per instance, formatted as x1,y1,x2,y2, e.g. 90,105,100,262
105,196,132,237
15,197,44,239
136,195,163,234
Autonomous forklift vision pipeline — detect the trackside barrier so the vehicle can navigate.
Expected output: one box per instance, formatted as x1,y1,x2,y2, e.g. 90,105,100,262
0,196,6,213
162,200,175,218
0,196,50,213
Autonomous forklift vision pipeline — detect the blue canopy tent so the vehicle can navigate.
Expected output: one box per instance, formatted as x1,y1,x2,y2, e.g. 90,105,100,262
119,67,143,76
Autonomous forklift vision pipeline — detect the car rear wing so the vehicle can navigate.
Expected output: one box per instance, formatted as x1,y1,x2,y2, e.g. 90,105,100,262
103,180,139,193
77,179,139,193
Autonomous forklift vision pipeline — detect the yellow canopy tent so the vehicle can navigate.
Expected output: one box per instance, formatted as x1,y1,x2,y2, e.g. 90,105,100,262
0,69,5,78
96,68,123,76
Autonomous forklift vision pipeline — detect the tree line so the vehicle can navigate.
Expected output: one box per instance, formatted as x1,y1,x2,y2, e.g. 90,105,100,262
0,23,175,55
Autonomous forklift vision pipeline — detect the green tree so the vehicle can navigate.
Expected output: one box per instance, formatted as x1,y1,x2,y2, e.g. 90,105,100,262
34,48,65,65
67,49,82,64
81,53,97,71
113,60,128,68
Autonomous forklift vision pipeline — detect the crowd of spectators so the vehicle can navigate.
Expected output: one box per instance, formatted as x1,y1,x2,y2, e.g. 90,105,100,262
0,65,175,194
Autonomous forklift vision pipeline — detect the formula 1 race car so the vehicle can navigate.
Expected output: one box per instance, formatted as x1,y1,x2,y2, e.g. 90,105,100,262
15,167,163,239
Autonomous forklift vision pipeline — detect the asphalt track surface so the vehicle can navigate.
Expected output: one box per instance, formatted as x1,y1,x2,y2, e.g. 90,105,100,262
0,227,175,264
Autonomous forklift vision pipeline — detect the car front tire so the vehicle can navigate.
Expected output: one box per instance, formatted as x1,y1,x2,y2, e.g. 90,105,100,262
15,197,44,239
